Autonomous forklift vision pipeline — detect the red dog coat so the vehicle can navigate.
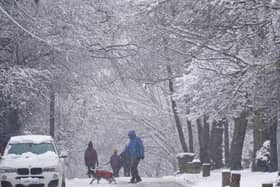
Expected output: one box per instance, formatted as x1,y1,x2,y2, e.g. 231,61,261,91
95,170,113,179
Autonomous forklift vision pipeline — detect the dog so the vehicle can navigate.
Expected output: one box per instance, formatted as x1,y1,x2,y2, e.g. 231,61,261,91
89,169,116,184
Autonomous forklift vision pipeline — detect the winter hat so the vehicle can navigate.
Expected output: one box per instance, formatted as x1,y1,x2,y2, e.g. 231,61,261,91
88,141,93,147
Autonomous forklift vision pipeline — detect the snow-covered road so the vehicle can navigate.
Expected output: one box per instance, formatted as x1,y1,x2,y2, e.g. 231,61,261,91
67,178,187,187
67,170,278,187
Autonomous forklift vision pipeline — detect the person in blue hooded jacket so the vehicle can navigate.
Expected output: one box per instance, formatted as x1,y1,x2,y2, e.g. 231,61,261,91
125,130,144,183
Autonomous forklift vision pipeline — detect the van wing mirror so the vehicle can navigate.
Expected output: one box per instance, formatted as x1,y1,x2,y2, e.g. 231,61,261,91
59,151,68,158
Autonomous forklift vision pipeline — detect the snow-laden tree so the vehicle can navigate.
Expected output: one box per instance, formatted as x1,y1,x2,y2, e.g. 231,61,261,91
170,0,280,169
125,0,280,169
2,0,280,176
0,0,188,177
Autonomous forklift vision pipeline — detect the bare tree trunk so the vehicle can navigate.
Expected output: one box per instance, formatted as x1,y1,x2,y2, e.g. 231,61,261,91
224,118,230,167
7,108,20,136
268,116,278,171
0,98,21,146
50,88,55,138
277,111,280,175
210,120,224,169
202,115,210,163
230,111,248,170
197,118,203,162
187,120,194,152
155,162,161,177
167,65,188,152
252,110,266,171
185,95,193,152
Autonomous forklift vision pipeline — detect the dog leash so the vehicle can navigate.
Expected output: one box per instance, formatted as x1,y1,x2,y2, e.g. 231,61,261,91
96,162,110,169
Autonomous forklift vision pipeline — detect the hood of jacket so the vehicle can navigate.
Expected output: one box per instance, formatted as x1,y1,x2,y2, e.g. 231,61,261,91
128,130,136,139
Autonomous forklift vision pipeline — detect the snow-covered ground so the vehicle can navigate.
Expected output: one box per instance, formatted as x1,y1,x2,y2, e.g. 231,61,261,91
178,170,278,187
67,177,185,187
67,170,278,187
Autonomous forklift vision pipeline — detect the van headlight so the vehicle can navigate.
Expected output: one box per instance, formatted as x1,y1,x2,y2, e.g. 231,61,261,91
43,167,58,172
0,168,17,173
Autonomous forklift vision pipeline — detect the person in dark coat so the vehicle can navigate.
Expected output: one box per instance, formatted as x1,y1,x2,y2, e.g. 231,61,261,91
110,149,122,177
124,130,144,183
84,141,99,177
120,146,131,177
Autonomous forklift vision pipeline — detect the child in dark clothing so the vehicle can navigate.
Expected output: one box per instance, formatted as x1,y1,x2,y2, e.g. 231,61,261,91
110,149,121,177
120,147,131,177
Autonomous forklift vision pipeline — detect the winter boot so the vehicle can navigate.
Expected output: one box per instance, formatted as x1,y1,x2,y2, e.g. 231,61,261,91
129,178,135,183
135,177,142,183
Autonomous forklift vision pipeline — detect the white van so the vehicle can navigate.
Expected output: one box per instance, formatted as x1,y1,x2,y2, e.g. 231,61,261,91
0,135,67,187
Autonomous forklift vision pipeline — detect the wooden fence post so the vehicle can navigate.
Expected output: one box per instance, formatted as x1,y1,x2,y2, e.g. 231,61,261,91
222,171,231,187
202,163,211,177
262,184,273,187
230,173,241,187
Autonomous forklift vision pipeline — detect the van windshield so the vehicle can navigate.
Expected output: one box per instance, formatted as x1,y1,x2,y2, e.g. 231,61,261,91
7,143,55,155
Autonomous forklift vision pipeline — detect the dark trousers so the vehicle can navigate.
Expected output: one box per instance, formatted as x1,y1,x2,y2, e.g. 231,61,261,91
123,165,130,177
112,167,120,177
130,158,141,182
87,165,95,178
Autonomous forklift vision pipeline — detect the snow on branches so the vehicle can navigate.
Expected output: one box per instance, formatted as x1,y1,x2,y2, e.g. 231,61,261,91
0,66,51,111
